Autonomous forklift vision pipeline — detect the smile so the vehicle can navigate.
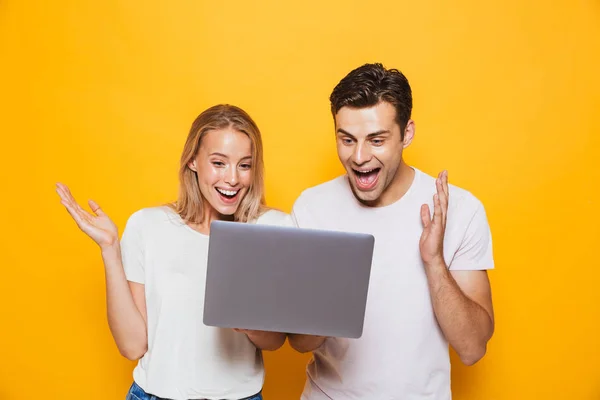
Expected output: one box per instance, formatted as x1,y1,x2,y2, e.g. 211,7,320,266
352,168,381,190
215,188,240,200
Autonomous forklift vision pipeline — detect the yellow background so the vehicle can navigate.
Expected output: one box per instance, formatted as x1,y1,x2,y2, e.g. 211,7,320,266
1,1,599,399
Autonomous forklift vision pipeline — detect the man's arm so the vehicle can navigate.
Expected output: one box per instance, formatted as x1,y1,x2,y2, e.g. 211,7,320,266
420,170,494,366
425,263,494,365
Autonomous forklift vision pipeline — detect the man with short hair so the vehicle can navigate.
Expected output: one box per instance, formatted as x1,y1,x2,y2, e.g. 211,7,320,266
288,63,495,400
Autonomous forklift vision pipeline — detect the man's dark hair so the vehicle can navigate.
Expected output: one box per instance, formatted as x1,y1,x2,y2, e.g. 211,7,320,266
329,63,413,138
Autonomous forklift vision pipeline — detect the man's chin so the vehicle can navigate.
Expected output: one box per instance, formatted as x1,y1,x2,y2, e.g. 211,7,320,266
350,184,381,204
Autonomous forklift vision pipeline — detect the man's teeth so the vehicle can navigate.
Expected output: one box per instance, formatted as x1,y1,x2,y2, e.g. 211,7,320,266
355,169,377,174
216,188,238,196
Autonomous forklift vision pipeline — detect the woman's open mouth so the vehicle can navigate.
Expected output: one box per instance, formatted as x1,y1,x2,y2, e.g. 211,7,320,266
215,187,241,204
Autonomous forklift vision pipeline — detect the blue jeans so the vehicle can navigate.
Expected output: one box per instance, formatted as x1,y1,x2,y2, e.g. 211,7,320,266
126,381,263,400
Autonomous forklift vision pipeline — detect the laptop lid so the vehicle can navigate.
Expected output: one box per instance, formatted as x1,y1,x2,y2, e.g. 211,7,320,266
203,220,374,338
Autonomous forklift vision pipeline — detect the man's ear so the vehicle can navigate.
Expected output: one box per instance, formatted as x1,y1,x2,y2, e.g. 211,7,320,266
402,119,415,148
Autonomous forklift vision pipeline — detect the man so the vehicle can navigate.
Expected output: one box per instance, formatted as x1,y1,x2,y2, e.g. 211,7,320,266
287,63,495,399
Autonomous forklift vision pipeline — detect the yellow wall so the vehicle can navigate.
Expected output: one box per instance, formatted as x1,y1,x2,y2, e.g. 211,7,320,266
1,1,598,398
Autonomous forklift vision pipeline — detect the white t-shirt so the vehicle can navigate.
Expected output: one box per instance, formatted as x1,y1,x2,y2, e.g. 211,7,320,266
120,206,293,400
291,168,494,400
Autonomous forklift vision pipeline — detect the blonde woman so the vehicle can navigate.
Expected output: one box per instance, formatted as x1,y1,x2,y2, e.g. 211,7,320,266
56,105,291,400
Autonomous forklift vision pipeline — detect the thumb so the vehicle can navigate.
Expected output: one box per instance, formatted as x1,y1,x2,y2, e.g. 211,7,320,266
420,204,431,229
88,199,105,217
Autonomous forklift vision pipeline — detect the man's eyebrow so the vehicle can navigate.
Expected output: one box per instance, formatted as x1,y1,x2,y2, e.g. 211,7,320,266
336,128,391,138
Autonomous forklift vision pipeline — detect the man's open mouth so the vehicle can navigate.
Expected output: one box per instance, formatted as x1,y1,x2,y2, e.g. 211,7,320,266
352,168,381,190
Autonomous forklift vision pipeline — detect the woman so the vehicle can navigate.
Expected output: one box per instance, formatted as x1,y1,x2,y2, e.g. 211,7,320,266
56,104,292,400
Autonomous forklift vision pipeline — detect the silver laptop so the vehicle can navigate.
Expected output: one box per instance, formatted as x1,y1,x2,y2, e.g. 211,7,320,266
203,220,374,338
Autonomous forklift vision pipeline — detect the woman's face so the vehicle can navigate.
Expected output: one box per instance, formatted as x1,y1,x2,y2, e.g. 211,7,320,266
188,127,253,218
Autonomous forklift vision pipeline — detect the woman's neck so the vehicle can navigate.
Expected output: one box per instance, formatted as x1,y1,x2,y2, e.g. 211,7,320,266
187,206,232,235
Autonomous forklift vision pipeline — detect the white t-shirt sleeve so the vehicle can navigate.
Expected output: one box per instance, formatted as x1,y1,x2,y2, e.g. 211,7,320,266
282,213,295,227
290,206,300,228
120,210,146,283
449,201,494,271
290,194,306,228
274,211,295,227
256,209,295,227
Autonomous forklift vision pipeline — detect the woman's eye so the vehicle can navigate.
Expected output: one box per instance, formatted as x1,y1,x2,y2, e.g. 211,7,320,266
240,164,252,170
212,161,225,167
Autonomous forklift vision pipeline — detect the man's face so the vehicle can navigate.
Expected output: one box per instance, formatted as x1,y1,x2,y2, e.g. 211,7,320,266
335,101,413,207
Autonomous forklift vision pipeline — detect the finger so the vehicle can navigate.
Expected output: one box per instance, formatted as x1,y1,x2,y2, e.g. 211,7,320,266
88,199,105,217
432,193,442,225
437,176,448,223
62,184,79,206
436,173,443,196
61,199,87,228
55,185,69,202
56,183,78,209
56,182,73,201
62,185,88,214
60,197,85,220
442,170,449,198
57,186,85,217
442,171,450,223
439,196,448,225
420,204,431,229
56,182,70,198
57,186,94,224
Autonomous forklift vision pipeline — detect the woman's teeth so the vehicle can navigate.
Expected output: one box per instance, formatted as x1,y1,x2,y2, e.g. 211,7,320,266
216,188,239,197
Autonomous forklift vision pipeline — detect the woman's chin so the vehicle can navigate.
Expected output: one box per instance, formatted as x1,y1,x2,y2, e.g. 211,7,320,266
202,193,241,218
211,202,240,218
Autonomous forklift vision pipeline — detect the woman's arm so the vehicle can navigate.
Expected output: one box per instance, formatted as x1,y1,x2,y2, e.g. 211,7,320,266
287,334,327,353
102,244,148,360
56,183,148,360
234,329,287,351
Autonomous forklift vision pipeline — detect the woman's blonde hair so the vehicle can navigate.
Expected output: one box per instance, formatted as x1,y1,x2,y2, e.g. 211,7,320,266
172,104,267,224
